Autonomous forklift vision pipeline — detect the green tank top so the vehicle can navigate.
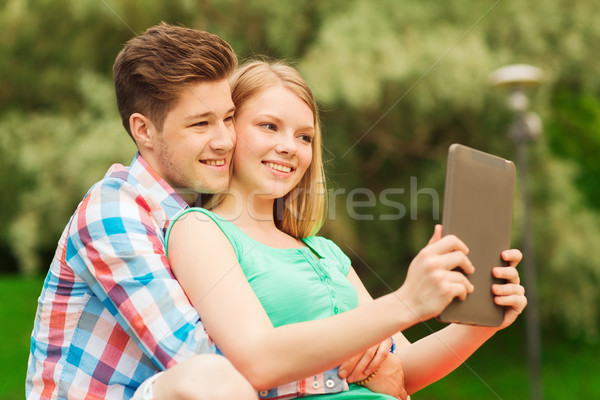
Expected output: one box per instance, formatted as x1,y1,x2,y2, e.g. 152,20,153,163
166,207,396,399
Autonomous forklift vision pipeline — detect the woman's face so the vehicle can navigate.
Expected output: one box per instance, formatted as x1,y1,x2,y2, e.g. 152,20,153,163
231,84,314,201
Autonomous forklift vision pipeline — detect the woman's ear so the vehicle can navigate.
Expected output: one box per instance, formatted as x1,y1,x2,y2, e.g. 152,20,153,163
129,113,156,150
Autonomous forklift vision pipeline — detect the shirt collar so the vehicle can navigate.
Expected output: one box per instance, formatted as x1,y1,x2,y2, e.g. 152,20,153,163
125,153,190,222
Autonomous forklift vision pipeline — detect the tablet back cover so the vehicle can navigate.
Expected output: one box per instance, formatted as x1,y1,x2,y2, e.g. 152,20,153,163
438,144,515,326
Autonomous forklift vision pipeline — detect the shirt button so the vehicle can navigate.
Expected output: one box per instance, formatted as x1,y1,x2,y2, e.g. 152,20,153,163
312,380,320,389
259,390,269,397
333,306,339,314
326,378,336,389
324,278,331,284
330,291,336,298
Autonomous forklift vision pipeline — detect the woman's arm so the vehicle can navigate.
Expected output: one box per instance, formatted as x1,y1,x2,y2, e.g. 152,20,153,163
168,217,474,390
169,213,406,389
346,268,409,400
348,247,526,395
397,249,526,394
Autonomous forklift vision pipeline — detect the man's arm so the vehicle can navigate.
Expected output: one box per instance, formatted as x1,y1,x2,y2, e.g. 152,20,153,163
68,178,207,370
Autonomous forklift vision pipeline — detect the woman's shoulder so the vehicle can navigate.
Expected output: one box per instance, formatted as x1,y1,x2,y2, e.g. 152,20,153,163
167,207,218,236
166,207,244,257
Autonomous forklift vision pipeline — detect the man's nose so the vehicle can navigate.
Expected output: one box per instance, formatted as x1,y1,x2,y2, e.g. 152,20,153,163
210,123,236,152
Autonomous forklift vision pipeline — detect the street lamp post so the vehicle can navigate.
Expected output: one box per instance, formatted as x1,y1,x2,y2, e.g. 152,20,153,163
490,64,543,400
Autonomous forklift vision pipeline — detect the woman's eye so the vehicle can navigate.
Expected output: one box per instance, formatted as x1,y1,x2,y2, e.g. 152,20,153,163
299,134,313,143
224,116,234,124
193,121,208,127
260,123,277,131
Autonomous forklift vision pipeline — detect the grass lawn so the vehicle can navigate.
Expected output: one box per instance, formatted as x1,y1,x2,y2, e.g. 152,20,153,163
0,275,43,400
2,274,599,399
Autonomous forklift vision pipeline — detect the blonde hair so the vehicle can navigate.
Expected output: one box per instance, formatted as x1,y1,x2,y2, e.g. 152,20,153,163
203,60,326,238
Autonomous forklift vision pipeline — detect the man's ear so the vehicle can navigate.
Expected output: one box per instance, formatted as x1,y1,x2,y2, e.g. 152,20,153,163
129,113,157,150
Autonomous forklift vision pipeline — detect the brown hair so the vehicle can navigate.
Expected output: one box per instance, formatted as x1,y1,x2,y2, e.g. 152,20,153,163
113,22,237,139
205,60,326,238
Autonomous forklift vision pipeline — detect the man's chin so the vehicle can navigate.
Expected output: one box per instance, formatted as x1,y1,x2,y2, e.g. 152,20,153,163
191,180,230,195
171,180,228,201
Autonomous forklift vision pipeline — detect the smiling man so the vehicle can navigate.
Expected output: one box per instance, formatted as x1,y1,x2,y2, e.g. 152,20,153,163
26,23,256,400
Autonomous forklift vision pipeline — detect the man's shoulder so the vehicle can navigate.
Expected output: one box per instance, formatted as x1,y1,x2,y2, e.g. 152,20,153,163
67,155,185,245
70,159,157,226
65,163,162,250
84,162,143,203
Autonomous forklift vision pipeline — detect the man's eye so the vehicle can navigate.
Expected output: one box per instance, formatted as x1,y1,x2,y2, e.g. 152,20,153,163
193,121,208,127
224,116,234,124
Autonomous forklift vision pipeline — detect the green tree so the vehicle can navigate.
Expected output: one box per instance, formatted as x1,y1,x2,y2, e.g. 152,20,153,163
0,71,134,275
2,0,600,339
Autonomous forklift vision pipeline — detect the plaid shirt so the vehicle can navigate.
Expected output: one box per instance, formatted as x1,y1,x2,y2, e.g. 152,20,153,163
26,154,215,400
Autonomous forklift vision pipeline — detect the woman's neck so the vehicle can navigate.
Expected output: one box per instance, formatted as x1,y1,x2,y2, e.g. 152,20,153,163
213,187,277,231
212,186,306,249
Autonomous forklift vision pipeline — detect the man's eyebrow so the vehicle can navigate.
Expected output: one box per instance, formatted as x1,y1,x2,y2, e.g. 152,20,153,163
183,112,212,122
184,107,235,122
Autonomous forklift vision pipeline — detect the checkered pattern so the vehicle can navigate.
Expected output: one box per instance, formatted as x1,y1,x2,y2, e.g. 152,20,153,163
26,154,215,399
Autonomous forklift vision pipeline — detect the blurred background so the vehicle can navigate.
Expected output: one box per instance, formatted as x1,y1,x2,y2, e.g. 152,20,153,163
2,0,600,398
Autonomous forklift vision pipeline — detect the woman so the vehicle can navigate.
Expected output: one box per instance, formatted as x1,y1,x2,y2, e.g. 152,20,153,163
166,60,526,398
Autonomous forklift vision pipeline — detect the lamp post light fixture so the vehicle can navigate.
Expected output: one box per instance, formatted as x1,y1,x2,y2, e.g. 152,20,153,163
490,64,543,400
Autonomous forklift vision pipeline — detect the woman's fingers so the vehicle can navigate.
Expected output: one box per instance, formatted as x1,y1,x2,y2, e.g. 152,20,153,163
427,224,443,245
426,234,470,257
494,292,527,312
501,249,523,267
445,270,475,300
492,259,527,318
493,266,520,284
439,250,475,275
492,282,525,296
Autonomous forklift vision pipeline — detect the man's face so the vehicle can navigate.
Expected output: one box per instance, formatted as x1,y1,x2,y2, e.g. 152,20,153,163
151,79,236,194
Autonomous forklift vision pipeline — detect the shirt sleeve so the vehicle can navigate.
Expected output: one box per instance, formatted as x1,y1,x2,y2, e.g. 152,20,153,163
66,177,213,371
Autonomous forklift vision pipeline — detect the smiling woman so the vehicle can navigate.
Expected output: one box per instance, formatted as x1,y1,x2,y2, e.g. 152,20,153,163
162,59,527,400
167,60,408,398
229,84,314,210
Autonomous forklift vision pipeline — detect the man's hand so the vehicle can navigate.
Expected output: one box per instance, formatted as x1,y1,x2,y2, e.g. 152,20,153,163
338,339,391,383
364,354,407,400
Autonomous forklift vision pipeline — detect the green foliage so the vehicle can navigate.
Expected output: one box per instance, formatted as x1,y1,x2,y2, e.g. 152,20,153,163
2,0,600,338
0,71,134,274
527,147,600,339
546,86,600,209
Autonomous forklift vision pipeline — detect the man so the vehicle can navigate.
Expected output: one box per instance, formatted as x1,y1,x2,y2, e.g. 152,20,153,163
26,23,256,400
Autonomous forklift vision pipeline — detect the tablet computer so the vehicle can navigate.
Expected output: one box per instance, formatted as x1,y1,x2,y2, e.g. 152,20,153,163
437,144,515,326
